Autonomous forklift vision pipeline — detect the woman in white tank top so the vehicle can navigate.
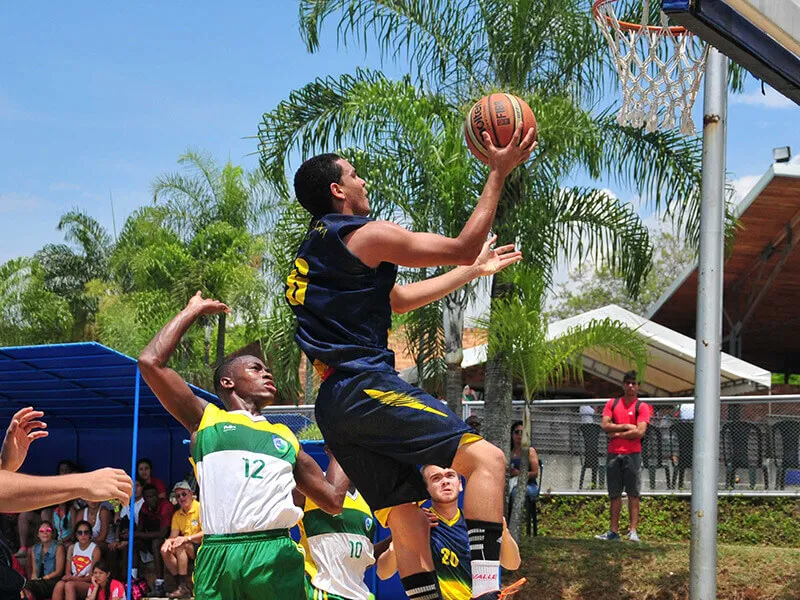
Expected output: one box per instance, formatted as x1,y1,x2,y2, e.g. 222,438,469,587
52,520,101,600
71,502,113,546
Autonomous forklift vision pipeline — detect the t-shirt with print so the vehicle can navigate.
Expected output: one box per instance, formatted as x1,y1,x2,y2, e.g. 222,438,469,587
602,397,652,454
171,500,202,537
87,580,126,600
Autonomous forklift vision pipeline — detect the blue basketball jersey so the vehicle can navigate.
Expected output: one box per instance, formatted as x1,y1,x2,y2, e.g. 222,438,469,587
428,507,472,600
286,214,398,373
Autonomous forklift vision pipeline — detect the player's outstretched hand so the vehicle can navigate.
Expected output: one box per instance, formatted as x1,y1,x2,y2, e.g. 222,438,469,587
80,468,133,504
185,291,230,316
0,407,49,473
471,235,522,277
482,122,537,177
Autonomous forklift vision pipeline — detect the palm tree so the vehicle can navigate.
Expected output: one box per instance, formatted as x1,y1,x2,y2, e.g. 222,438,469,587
34,210,113,340
479,265,648,539
152,149,275,367
267,0,707,450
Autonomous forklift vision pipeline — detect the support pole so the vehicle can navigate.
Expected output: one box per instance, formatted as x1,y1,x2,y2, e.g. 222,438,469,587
127,367,142,598
690,46,729,600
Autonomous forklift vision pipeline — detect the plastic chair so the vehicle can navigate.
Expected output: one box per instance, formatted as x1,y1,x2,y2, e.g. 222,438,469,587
578,423,605,490
722,421,768,489
669,421,693,489
771,420,800,489
641,426,670,490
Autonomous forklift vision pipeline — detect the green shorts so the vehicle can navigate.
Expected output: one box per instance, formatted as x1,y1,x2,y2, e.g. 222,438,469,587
194,529,306,600
304,574,353,600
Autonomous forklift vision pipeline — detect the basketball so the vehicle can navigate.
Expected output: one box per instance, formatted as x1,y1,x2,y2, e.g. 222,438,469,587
465,93,537,164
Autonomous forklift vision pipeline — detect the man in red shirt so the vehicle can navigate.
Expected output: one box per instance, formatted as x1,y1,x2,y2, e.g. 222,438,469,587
595,371,652,542
135,484,173,595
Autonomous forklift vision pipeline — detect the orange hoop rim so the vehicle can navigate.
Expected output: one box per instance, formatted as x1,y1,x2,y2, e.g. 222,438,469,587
592,0,687,35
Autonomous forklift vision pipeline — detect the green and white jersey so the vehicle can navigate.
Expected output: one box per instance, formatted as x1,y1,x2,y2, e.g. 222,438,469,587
192,404,303,535
299,489,376,600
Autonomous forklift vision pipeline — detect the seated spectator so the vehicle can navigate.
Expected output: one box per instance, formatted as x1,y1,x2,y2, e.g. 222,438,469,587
509,420,540,501
85,560,125,600
160,482,202,599
108,478,144,578
70,501,113,549
22,520,66,600
136,458,166,500
135,484,173,597
52,520,101,600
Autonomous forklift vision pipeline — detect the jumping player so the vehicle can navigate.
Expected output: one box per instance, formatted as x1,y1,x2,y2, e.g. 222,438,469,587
287,124,535,600
376,465,522,600
139,293,349,600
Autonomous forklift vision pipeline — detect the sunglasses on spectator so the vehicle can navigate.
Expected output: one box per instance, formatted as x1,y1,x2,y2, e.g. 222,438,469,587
513,429,523,435
77,530,91,535
38,527,53,533
175,492,191,498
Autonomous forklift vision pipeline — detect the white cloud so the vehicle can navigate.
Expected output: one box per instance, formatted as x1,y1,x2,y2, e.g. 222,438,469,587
49,182,82,192
792,154,800,165
731,174,762,202
732,87,796,109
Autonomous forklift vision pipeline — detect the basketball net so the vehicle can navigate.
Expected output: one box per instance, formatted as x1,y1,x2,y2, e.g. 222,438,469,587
593,0,708,135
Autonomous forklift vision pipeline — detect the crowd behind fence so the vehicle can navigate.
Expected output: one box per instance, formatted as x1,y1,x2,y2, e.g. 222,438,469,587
263,395,800,496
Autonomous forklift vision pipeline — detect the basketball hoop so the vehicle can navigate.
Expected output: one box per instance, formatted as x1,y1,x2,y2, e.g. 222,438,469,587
593,0,708,135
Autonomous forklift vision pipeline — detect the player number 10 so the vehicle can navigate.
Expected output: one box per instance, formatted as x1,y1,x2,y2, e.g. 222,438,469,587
349,540,363,559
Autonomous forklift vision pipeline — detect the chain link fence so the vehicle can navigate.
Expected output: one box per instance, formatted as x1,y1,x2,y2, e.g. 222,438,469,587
266,396,800,495
464,396,800,495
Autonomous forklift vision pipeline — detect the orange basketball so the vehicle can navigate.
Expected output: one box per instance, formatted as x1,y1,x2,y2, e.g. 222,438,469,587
464,93,537,164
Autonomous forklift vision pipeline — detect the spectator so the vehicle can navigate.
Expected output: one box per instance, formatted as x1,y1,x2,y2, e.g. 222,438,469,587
462,385,477,403
52,520,101,600
595,370,652,543
160,482,202,599
85,560,125,600
22,519,66,600
136,459,167,500
70,501,113,549
580,405,596,424
135,484,173,597
508,420,540,507
464,415,481,435
107,478,144,580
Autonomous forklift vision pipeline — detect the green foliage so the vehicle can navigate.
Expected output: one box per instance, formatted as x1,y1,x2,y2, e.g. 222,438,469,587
297,422,324,440
551,230,695,319
537,495,800,547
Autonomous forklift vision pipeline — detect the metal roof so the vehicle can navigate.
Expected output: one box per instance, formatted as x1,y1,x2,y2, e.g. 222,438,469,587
0,342,220,429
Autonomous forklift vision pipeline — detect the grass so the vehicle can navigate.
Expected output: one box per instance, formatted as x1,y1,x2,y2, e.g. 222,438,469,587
509,537,800,600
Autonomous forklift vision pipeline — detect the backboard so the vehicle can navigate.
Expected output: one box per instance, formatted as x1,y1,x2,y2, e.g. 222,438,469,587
663,0,800,105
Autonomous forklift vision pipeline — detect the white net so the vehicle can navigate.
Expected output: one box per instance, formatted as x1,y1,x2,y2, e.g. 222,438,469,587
594,0,709,135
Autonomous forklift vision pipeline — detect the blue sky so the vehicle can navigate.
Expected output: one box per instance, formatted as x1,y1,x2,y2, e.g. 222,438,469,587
2,2,799,266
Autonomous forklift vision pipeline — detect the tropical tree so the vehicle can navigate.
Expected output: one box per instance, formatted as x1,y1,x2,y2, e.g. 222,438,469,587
479,265,648,539
34,210,113,340
259,0,710,451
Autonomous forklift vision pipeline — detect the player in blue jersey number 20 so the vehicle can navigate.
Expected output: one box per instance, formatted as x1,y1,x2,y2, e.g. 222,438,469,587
287,123,536,600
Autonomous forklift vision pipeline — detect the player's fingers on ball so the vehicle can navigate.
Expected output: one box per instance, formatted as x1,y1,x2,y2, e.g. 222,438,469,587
481,131,496,150
510,121,523,144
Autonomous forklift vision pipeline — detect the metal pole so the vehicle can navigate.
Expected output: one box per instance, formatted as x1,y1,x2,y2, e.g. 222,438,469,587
690,46,729,600
127,367,142,598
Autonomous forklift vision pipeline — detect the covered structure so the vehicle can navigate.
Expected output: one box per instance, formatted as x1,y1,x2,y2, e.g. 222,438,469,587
650,162,800,375
400,304,771,396
0,342,219,484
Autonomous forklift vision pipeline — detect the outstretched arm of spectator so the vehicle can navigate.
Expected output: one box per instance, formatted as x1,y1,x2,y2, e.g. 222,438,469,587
138,292,227,434
294,448,348,515
0,407,48,472
0,469,131,513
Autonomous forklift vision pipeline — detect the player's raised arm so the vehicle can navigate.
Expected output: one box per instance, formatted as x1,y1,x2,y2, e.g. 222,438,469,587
389,235,522,314
293,447,349,515
345,125,536,270
138,292,229,433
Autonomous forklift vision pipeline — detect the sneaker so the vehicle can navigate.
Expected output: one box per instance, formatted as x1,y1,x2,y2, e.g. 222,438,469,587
594,530,621,541
14,546,27,557
147,582,167,597
627,530,640,542
473,578,527,599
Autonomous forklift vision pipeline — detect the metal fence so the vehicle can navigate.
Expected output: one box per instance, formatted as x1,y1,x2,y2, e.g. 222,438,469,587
464,396,800,495
264,395,800,495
